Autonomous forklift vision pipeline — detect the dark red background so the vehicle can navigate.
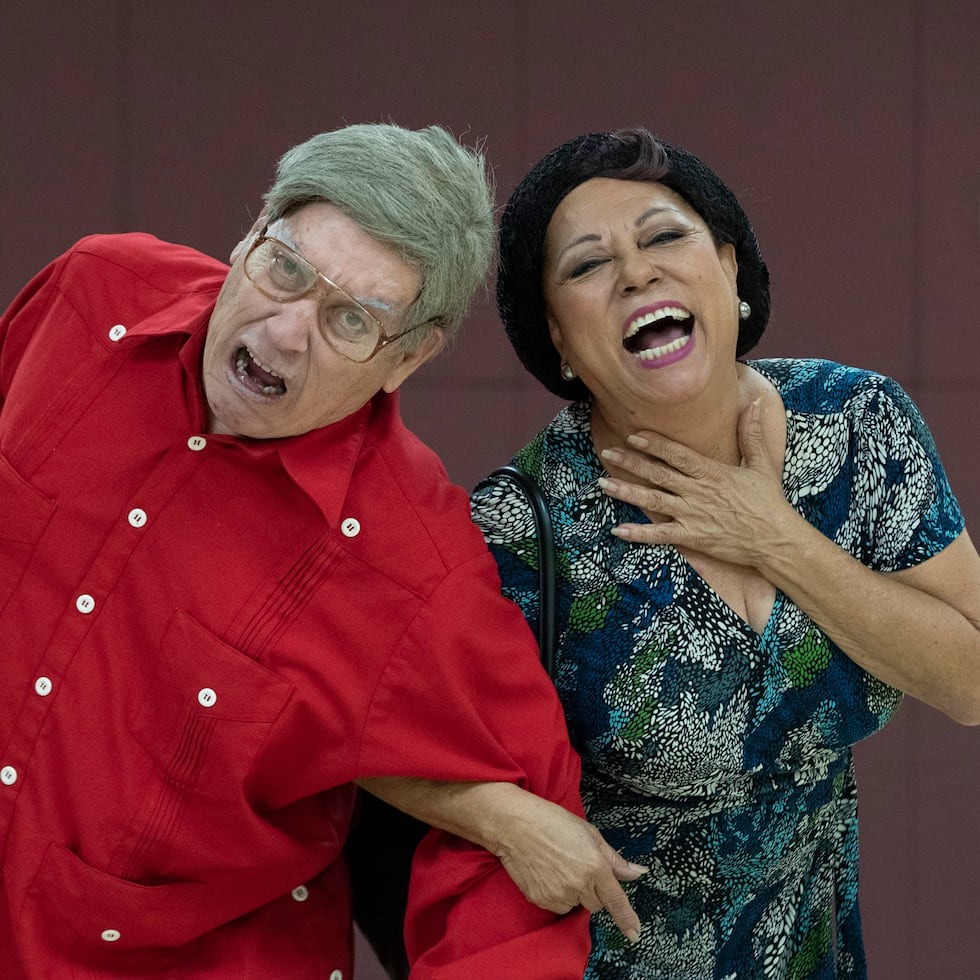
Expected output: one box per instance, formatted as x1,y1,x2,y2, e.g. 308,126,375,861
2,3,976,976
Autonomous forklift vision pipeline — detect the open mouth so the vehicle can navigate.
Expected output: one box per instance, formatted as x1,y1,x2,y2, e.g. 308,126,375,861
623,306,694,361
235,346,287,396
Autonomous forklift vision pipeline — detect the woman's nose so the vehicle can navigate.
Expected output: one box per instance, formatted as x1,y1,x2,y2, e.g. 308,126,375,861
619,251,660,293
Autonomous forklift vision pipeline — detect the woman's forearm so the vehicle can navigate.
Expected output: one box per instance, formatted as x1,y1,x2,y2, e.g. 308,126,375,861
356,776,644,939
356,776,524,855
757,522,980,724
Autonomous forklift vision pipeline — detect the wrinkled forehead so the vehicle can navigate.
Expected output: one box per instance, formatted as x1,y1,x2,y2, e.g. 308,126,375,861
268,202,421,314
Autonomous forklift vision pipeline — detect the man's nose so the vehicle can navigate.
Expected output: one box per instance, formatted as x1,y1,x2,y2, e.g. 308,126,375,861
266,300,314,353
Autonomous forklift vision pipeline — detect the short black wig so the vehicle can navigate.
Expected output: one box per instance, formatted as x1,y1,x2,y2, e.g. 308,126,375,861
496,128,770,399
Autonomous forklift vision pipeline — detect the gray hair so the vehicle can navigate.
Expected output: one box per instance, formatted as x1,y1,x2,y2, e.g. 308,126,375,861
263,123,495,347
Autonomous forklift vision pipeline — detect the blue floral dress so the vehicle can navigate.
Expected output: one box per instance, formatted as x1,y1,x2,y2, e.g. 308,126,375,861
470,359,963,979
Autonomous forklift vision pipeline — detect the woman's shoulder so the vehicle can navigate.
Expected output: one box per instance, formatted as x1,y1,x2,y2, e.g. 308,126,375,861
471,401,593,540
748,357,900,415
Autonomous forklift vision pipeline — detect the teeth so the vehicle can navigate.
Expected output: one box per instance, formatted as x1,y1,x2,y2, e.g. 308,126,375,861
625,306,691,338
248,347,282,380
236,347,285,395
636,333,692,360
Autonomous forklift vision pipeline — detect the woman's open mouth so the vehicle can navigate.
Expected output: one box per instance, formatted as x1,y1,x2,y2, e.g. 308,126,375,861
623,305,694,361
234,346,287,396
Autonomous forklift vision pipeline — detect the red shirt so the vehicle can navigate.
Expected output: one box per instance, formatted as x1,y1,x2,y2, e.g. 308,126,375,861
0,235,589,978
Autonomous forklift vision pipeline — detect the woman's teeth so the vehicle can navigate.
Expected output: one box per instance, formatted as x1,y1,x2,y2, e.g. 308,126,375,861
636,333,692,360
624,305,691,338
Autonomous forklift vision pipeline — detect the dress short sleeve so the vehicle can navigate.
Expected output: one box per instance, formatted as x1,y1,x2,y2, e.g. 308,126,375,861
852,375,964,571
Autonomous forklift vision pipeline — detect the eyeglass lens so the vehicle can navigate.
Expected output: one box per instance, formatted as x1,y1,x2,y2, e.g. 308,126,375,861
246,239,383,362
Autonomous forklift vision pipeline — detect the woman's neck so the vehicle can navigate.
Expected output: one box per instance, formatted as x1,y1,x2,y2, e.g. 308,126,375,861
591,365,754,469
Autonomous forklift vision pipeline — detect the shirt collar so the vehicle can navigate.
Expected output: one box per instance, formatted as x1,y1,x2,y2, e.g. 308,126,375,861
204,389,399,532
128,276,392,531
276,391,398,530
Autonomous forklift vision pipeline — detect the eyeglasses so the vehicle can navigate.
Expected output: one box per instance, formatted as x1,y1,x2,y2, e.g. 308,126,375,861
243,228,424,363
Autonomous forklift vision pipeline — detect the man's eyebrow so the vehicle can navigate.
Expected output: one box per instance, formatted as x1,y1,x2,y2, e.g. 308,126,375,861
357,296,396,315
274,222,398,315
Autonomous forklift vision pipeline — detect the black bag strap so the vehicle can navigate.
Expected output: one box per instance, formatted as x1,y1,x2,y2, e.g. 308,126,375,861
482,464,557,677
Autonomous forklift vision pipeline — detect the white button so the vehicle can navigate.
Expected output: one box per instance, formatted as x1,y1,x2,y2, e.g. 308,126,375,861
197,688,217,708
76,594,95,614
108,324,127,342
330,972,343,980
100,929,121,942
340,518,360,538
1,766,17,786
187,436,207,451
291,885,310,902
35,677,53,697
128,508,147,528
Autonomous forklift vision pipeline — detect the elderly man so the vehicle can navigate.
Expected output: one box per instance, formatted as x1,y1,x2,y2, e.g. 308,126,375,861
0,124,639,979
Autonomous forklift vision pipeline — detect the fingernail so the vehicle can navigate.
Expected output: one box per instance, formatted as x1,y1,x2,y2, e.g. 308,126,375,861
610,526,630,539
628,863,649,875
600,448,623,463
626,434,648,448
626,929,640,944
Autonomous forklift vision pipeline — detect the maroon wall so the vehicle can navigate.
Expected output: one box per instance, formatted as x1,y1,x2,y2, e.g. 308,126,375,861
2,3,977,977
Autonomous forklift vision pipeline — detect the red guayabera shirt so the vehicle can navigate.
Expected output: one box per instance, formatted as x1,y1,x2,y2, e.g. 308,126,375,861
0,235,589,979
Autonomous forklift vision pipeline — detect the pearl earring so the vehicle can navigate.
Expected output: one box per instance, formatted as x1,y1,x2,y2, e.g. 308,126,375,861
560,362,576,382
738,300,751,321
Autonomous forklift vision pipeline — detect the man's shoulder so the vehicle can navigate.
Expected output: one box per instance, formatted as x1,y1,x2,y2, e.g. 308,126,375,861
65,233,228,294
351,405,492,586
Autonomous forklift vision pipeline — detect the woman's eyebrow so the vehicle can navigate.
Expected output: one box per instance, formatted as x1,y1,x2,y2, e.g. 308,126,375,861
555,206,678,262
554,233,601,262
634,206,673,226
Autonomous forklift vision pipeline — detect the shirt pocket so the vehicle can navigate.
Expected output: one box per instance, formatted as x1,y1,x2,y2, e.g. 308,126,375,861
24,841,216,970
22,842,344,977
129,608,294,804
0,452,54,606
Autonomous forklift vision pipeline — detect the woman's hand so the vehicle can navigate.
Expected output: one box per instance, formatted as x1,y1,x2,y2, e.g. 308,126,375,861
357,777,645,941
595,399,980,724
490,790,645,939
598,397,797,568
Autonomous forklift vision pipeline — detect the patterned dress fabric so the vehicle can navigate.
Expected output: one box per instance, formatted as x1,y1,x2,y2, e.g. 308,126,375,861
470,359,963,979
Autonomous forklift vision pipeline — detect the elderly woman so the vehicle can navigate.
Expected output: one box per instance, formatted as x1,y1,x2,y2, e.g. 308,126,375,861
461,128,980,978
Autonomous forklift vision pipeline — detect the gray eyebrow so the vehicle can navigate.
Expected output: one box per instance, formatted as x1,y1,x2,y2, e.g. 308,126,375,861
273,222,398,315
357,296,396,315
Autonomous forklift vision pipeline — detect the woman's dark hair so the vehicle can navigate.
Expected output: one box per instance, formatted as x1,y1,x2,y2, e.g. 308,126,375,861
496,128,771,399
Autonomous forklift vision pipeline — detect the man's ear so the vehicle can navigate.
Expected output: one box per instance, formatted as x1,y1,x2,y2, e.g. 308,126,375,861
229,209,269,265
382,327,446,394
